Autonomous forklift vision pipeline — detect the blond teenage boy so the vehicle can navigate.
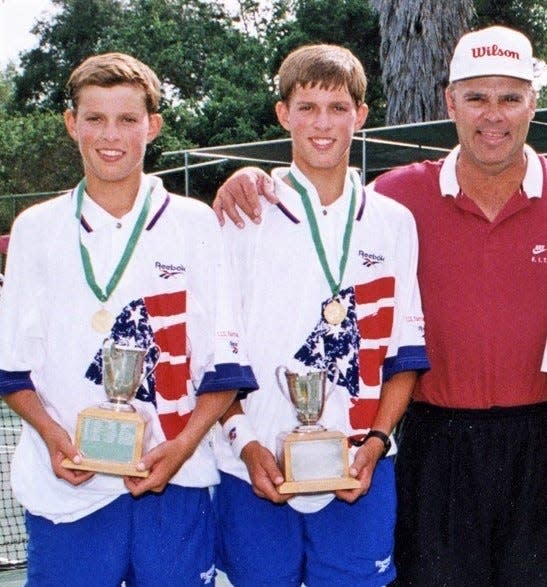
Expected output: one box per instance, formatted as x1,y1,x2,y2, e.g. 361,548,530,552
213,44,429,586
0,53,256,586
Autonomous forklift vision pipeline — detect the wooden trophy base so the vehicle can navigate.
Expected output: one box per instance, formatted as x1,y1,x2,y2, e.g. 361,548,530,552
62,406,149,478
277,429,360,494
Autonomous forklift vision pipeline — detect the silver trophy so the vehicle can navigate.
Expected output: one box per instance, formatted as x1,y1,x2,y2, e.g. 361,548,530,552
102,339,159,411
275,366,338,431
275,364,360,494
63,339,160,477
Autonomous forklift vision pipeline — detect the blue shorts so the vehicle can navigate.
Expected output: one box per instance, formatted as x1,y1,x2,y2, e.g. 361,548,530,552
214,459,396,587
25,485,215,587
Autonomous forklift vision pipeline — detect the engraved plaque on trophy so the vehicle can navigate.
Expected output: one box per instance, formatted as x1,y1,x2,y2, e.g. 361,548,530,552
63,339,159,477
275,366,360,494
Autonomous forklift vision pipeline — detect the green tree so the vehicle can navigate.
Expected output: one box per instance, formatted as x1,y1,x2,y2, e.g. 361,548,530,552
1,0,545,204
265,0,384,124
106,0,275,199
0,105,184,199
10,0,267,115
13,0,124,112
4,0,272,200
474,0,547,56
0,110,76,232
101,0,245,103
107,0,275,143
0,111,77,194
0,66,16,112
474,0,547,107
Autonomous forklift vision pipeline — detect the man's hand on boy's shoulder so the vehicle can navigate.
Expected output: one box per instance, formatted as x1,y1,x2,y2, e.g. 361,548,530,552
213,166,277,228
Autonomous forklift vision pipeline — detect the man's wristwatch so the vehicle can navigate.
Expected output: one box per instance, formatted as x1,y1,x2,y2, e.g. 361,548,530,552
364,429,392,457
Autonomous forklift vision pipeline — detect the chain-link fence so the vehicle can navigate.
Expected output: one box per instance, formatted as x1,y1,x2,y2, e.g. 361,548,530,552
0,400,26,569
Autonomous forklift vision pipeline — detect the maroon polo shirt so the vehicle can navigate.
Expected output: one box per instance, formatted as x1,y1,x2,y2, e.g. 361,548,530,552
372,146,547,408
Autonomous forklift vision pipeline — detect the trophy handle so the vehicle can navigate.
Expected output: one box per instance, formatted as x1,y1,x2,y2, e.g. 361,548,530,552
138,343,162,387
275,365,291,402
102,337,115,359
326,364,340,401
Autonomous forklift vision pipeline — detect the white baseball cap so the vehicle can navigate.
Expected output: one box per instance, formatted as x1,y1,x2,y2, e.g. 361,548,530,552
449,26,534,83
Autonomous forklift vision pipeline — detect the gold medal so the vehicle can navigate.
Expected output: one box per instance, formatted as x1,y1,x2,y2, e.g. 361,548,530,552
91,308,114,333
76,180,151,335
323,299,347,325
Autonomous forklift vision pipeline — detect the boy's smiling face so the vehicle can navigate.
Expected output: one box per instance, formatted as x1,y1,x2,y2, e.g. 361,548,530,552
64,83,162,191
275,83,367,183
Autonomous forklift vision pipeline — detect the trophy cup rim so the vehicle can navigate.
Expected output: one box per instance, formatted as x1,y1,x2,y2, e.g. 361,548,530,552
106,342,148,354
284,368,326,378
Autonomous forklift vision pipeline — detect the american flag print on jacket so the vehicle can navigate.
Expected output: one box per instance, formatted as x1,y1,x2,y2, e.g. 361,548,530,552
86,291,195,441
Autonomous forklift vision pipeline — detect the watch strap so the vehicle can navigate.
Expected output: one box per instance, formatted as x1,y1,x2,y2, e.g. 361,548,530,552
365,429,391,457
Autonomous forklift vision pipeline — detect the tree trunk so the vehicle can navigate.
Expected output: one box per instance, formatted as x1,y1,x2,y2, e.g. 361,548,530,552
369,0,474,124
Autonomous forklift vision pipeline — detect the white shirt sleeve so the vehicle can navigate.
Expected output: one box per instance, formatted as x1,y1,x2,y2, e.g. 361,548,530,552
0,209,47,379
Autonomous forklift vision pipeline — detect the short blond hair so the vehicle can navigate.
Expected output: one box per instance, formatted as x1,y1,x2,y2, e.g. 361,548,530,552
66,52,161,113
277,44,367,106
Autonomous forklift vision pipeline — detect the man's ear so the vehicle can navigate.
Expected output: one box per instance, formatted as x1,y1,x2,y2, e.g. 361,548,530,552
445,87,456,121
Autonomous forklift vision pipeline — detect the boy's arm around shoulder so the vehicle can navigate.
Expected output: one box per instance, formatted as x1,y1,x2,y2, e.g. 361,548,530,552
213,166,277,227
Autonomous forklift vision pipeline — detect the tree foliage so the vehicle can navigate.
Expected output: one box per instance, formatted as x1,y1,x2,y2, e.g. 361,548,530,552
261,0,384,124
13,0,125,112
474,0,547,56
0,111,78,194
0,0,545,208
